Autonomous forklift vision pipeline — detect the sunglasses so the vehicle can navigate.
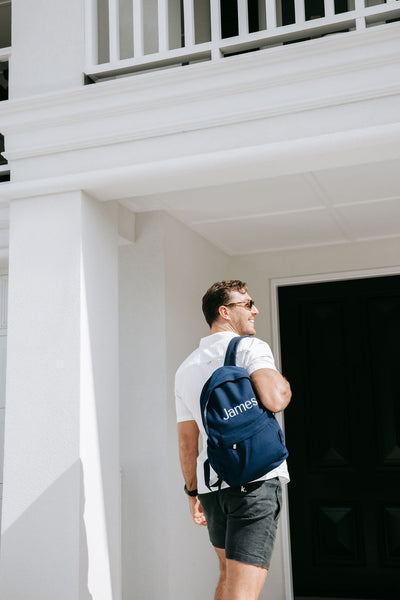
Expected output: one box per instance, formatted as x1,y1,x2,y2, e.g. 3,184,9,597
225,299,255,311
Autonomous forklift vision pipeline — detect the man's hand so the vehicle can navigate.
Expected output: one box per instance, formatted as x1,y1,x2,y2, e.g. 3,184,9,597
189,496,207,526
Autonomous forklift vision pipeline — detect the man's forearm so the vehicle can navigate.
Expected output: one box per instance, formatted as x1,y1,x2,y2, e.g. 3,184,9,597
178,421,200,490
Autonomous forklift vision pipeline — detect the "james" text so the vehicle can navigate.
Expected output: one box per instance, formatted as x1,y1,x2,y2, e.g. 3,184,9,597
223,398,258,420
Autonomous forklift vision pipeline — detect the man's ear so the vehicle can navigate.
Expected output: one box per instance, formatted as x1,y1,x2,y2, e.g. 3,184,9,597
218,305,230,321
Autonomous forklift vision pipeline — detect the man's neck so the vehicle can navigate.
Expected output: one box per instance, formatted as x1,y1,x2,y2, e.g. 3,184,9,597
210,322,237,335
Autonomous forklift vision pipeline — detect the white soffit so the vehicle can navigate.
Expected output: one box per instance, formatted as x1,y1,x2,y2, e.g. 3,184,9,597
122,159,400,255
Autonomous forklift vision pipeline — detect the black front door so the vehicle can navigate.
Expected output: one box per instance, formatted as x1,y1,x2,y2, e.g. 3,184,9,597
278,275,400,599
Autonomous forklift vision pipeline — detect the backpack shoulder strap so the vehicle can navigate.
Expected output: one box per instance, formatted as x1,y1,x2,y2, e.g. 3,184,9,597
224,335,249,366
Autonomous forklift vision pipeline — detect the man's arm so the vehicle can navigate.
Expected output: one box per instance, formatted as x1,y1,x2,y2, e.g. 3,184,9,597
177,420,207,527
250,368,291,413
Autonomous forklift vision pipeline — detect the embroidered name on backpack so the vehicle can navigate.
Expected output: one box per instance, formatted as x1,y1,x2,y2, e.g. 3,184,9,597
223,397,258,420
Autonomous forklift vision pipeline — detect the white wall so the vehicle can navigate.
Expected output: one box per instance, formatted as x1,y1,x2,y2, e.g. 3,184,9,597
119,211,230,600
163,213,230,600
119,212,169,600
0,275,7,532
10,0,84,98
232,236,400,345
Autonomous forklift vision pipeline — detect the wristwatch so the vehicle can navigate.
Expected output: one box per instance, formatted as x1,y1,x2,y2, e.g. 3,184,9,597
184,484,198,497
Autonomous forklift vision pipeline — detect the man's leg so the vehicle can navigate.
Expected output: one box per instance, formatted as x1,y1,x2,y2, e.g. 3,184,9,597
224,559,268,600
214,547,227,600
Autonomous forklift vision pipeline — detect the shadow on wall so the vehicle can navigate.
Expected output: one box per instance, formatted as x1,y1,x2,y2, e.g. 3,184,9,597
0,461,93,600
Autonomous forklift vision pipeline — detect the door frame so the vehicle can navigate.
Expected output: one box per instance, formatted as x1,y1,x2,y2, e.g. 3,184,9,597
270,264,400,600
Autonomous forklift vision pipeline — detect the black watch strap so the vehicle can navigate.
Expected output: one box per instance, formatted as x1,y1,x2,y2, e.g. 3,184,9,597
184,484,198,497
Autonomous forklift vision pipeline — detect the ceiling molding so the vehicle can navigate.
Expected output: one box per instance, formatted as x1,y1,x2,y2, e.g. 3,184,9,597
4,81,400,161
1,122,400,204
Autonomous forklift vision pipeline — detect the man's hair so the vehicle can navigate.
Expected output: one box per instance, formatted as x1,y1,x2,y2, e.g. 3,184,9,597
202,280,248,327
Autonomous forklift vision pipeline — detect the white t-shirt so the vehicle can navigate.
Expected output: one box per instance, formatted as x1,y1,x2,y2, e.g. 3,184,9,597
175,331,289,494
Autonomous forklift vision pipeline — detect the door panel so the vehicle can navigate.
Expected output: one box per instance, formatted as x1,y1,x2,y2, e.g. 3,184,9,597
278,275,400,599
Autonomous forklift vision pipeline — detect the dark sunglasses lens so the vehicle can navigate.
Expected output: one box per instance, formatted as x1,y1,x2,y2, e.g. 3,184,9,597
248,300,254,309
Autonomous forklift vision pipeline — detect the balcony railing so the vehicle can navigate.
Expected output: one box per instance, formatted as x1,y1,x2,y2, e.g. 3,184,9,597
0,46,10,102
84,0,400,81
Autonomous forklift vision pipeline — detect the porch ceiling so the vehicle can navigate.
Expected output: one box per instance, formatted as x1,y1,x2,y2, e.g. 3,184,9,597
121,158,400,256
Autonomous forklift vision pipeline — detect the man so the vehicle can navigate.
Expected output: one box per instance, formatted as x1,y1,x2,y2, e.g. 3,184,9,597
175,280,291,600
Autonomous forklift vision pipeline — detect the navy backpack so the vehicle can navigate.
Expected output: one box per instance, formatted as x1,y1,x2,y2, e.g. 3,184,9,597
200,335,288,489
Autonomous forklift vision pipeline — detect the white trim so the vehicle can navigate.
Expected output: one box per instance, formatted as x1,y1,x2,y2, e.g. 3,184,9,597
0,121,399,204
270,264,400,600
4,71,400,146
4,79,400,161
0,274,7,331
2,24,399,131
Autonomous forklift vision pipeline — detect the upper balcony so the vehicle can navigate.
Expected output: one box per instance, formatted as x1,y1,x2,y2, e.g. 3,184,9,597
85,0,400,81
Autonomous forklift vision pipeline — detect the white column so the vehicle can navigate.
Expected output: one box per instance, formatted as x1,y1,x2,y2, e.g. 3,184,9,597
0,191,121,600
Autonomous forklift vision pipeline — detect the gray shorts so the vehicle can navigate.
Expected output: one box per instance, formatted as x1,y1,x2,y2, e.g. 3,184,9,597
198,478,282,569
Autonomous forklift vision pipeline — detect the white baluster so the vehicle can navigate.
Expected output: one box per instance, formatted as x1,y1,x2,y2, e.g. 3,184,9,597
294,0,306,23
133,0,144,58
355,0,366,29
183,0,195,46
108,0,120,62
210,0,221,59
238,0,249,37
158,0,169,54
266,0,277,29
84,0,98,66
324,0,335,19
